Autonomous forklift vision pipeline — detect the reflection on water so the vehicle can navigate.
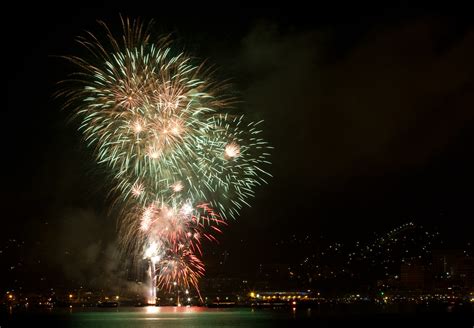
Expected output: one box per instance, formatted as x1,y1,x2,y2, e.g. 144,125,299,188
144,306,160,314
2,305,472,327
68,307,285,327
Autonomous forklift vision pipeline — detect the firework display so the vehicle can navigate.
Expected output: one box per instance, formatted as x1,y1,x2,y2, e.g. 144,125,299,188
59,18,271,301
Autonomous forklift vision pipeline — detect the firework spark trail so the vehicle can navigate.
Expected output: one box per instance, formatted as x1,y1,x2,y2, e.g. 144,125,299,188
59,17,271,300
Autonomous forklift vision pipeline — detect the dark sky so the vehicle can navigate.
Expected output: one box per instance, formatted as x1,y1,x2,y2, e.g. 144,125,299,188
3,4,473,290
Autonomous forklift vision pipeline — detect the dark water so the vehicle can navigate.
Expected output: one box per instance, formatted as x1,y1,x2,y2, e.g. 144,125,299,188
2,305,473,327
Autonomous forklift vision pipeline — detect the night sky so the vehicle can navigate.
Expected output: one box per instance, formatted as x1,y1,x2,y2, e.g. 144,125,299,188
3,4,473,290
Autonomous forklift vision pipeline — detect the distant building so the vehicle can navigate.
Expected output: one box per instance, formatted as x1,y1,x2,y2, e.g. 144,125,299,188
400,262,425,290
458,257,474,288
433,250,463,276
200,277,249,295
432,249,474,289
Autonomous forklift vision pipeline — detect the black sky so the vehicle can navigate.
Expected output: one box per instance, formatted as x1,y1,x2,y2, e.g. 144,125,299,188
3,4,473,289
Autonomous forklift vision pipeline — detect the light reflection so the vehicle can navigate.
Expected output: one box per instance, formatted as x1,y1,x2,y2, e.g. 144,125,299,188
145,306,161,314
142,306,208,315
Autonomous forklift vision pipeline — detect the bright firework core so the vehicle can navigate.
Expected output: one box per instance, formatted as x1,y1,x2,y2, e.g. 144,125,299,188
224,142,241,159
171,181,184,193
61,18,271,299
